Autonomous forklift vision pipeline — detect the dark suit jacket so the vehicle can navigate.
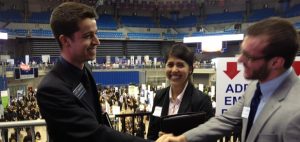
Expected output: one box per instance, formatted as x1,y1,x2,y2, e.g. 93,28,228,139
147,82,214,140
37,58,149,142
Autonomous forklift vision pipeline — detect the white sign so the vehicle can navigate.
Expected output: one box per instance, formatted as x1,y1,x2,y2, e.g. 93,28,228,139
128,85,139,99
198,84,204,91
106,56,111,64
41,55,50,63
115,57,119,63
112,105,120,115
216,57,300,116
216,57,249,116
137,56,142,65
130,56,135,65
0,32,8,39
25,55,29,65
7,59,14,65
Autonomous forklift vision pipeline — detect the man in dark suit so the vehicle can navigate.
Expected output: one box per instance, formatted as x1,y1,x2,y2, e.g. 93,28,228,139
156,17,300,142
36,2,150,142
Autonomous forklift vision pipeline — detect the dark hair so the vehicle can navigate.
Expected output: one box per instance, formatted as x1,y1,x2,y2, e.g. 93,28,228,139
35,131,41,139
165,43,195,71
50,2,98,48
246,17,299,69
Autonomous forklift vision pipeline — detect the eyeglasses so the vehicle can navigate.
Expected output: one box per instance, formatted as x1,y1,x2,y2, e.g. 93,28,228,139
240,50,267,62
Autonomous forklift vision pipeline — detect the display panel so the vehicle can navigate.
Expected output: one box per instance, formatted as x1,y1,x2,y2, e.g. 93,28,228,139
14,68,38,80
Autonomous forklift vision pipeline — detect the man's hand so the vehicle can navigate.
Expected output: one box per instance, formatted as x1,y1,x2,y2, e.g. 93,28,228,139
156,134,187,142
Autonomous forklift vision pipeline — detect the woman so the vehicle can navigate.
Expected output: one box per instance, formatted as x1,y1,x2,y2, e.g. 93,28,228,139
147,43,214,140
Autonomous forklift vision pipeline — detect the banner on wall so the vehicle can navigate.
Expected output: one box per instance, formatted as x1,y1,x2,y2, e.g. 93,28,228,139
216,56,300,116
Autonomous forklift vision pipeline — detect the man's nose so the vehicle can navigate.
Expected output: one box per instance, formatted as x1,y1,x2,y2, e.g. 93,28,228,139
92,35,100,45
237,54,244,63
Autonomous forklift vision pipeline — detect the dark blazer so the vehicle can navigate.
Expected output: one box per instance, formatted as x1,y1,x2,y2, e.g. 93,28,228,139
37,58,149,142
147,82,214,140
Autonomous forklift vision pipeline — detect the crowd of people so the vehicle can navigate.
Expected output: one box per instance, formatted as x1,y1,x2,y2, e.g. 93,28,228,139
0,89,42,142
3,91,40,121
99,86,154,113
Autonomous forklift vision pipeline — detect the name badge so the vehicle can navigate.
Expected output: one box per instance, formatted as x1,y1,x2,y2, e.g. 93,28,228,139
73,83,86,99
153,106,162,117
242,107,250,118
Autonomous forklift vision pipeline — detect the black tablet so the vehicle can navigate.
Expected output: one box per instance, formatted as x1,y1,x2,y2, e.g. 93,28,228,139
160,112,206,136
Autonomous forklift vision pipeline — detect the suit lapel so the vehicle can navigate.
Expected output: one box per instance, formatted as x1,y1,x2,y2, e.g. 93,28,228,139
246,72,296,142
178,83,193,113
246,98,281,142
242,81,257,142
85,66,103,120
161,87,170,116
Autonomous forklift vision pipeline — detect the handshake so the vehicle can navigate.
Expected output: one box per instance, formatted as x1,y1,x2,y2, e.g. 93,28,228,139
155,132,187,142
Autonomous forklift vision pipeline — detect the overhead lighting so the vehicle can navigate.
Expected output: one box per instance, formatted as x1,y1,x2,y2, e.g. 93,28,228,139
0,32,8,40
183,34,244,52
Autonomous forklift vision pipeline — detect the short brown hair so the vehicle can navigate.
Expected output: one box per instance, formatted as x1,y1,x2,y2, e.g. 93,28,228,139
50,2,98,48
246,17,299,69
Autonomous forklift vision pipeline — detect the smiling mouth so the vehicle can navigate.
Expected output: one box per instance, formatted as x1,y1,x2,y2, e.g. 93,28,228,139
170,75,180,80
87,47,96,50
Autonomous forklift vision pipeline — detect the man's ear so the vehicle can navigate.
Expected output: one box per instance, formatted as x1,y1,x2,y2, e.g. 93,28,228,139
58,35,70,48
270,57,285,69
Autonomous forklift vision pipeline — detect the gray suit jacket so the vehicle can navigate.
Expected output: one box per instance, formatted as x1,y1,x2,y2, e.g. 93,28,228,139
184,70,300,142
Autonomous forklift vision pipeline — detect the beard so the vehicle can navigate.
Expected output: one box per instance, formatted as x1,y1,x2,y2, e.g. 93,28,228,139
246,63,270,81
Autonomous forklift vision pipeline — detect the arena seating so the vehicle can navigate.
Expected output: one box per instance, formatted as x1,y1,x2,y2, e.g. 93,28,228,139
176,16,197,28
248,8,276,22
204,11,244,25
127,32,161,39
97,14,118,30
0,10,23,23
97,32,125,39
164,33,188,40
159,16,175,28
14,29,28,37
28,12,51,24
121,16,156,28
285,3,300,18
31,29,53,37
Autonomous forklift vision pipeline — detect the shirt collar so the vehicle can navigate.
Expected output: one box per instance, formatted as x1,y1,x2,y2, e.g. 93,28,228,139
60,56,85,79
260,67,292,98
169,81,189,102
